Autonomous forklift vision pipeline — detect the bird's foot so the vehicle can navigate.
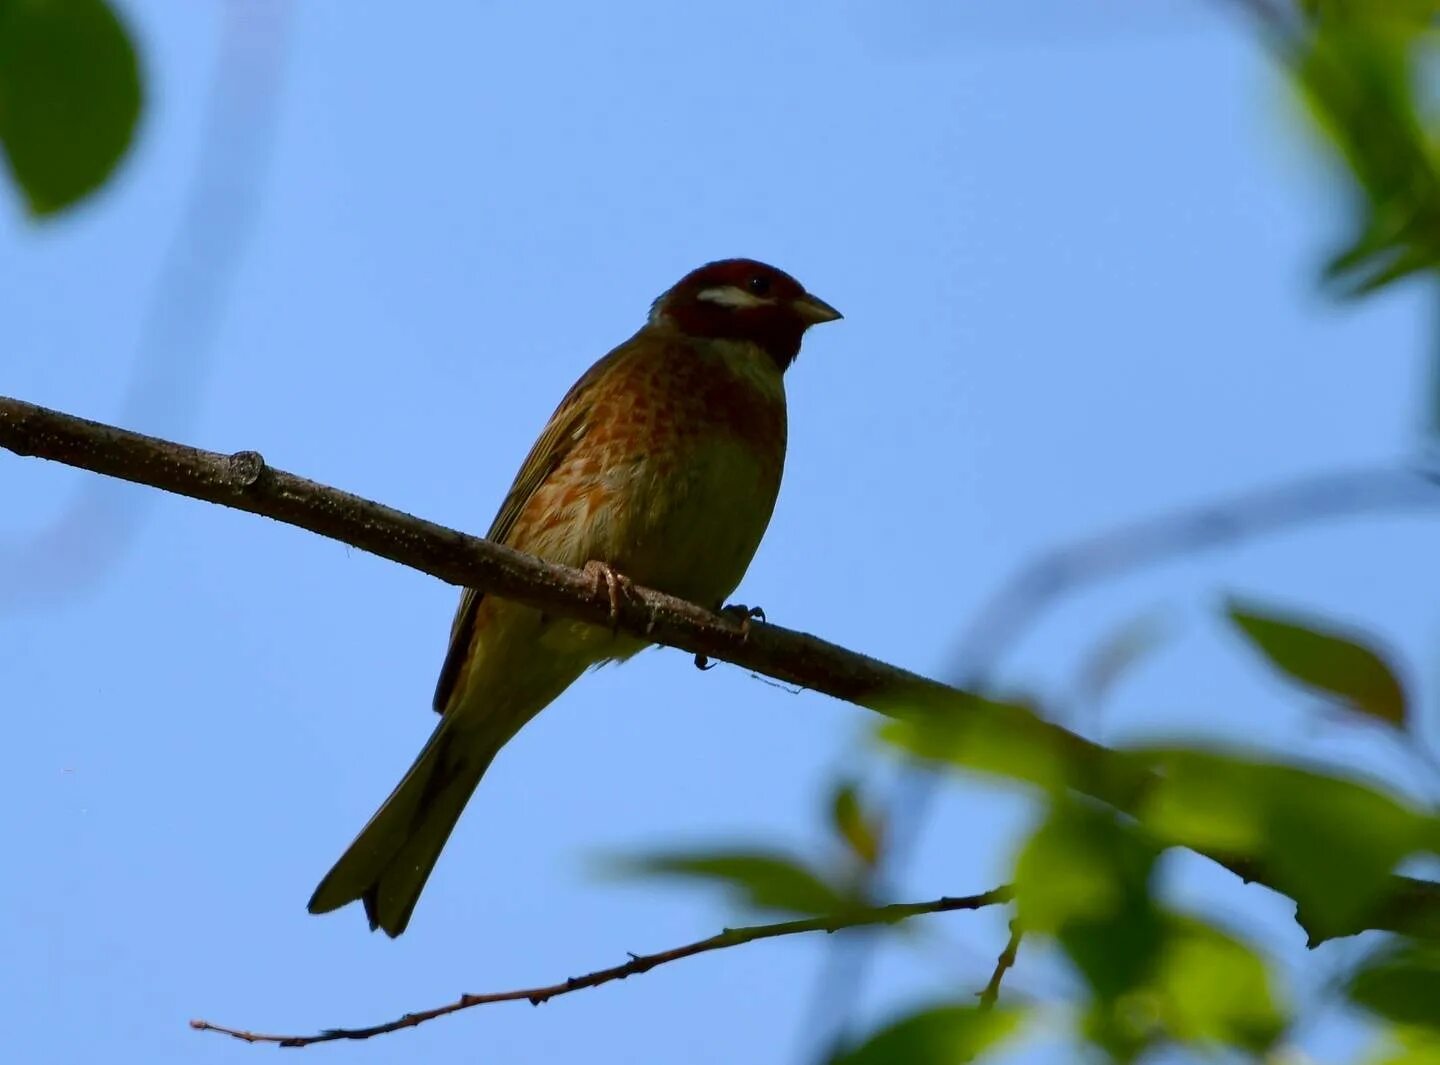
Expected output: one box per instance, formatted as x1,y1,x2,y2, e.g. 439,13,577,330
583,560,633,630
720,603,766,640
694,604,767,671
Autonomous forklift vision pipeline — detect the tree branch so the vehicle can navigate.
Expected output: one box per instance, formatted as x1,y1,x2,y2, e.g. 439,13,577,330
977,921,1022,1011
2,394,1437,946
189,889,1013,1046
811,454,1440,1044
0,394,944,709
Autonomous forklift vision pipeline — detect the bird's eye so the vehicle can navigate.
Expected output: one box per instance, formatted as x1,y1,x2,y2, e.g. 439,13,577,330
746,275,771,296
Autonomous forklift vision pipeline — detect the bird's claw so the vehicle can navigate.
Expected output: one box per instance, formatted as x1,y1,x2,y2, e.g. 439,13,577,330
720,603,766,640
583,560,633,630
695,604,767,671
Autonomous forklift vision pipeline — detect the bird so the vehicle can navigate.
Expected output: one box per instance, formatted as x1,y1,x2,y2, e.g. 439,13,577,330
307,258,842,936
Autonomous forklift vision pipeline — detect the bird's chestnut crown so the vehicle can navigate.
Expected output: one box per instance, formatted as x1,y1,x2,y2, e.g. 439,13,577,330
650,258,842,370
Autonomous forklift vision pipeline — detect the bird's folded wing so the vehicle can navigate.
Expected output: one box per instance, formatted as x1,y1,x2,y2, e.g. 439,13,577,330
430,346,628,713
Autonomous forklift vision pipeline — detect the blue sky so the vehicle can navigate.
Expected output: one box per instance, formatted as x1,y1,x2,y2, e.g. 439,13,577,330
2,2,1435,1062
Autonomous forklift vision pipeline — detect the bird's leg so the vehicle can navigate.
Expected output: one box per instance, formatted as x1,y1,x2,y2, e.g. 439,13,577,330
582,560,633,630
694,603,767,671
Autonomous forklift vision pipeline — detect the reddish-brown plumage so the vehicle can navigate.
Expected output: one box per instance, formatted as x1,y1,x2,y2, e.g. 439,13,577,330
308,259,841,937
658,259,838,370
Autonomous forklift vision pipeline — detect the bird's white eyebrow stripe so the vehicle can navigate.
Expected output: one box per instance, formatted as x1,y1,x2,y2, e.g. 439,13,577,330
696,285,771,309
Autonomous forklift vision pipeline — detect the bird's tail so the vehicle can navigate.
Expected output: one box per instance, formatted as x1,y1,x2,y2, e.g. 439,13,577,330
307,709,515,937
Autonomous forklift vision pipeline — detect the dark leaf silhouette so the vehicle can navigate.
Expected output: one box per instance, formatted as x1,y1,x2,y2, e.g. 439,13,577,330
0,0,141,215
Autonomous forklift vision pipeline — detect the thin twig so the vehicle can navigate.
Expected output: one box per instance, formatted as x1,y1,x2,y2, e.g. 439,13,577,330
977,921,1022,1011
815,462,1440,1044
189,889,1013,1046
2,395,1437,945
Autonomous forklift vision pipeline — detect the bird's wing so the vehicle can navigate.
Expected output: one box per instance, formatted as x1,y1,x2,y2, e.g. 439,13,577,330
430,346,628,713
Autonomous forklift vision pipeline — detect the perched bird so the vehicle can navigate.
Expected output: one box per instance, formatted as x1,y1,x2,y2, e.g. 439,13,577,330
308,258,842,935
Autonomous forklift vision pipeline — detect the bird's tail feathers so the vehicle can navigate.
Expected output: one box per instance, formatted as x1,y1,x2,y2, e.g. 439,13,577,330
307,711,513,937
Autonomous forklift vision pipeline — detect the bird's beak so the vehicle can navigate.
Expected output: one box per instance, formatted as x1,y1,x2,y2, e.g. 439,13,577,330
793,293,843,326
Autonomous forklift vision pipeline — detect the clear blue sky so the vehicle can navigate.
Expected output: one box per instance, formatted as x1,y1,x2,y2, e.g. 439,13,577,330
2,2,1434,1062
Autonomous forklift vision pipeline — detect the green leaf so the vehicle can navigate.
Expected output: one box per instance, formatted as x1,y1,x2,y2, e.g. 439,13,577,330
1080,917,1287,1059
1016,801,1169,1060
0,0,142,216
1137,750,1268,855
611,849,851,916
1014,800,1165,1002
829,781,882,868
1226,598,1408,728
877,690,1079,794
1289,17,1440,296
1153,919,1287,1051
828,1003,1022,1065
1136,748,1436,939
1365,1029,1440,1065
1013,800,1158,934
1300,0,1440,24
1348,941,1440,1032
1015,794,1292,1059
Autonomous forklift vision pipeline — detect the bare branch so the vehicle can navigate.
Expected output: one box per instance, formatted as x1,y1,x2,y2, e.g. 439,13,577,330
0,394,946,710
190,889,1013,1046
977,921,1022,1011
2,394,1437,946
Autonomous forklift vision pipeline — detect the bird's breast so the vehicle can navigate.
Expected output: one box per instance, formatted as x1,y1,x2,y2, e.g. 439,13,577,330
508,337,788,609
591,341,787,603
614,435,780,603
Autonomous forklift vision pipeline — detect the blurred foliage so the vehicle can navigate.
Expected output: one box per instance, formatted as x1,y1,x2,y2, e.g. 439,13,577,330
877,689,1084,795
1151,920,1287,1050
0,0,141,216
1227,598,1409,728
1014,802,1164,1005
1365,1029,1440,1065
1298,0,1439,20
1284,0,1440,293
639,606,1435,1059
1137,747,1438,939
1347,940,1440,1032
614,783,906,918
637,696,1433,1057
825,1004,1021,1065
829,780,884,870
612,848,858,916
1015,800,1287,1060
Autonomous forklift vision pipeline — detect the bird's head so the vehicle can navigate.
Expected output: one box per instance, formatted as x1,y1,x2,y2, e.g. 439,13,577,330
649,258,842,370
